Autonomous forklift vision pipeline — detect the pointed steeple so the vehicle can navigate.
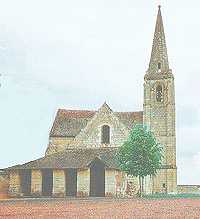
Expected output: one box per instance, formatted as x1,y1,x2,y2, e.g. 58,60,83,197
147,6,170,75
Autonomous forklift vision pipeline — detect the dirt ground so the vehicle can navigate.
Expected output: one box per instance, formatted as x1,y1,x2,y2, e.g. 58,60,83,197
0,197,200,219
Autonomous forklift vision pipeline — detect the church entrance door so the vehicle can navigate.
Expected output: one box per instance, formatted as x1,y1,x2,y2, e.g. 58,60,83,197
90,159,105,197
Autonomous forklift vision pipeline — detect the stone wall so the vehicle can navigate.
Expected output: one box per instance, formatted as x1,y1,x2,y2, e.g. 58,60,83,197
152,168,177,193
167,168,177,193
177,185,200,194
8,171,21,197
0,171,9,199
53,169,65,197
73,104,129,149
143,76,177,194
105,169,117,196
105,169,140,197
152,169,167,193
77,168,90,197
46,137,74,155
31,170,42,196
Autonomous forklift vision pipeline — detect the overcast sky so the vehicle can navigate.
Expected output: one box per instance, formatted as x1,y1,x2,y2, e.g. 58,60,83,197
0,0,200,185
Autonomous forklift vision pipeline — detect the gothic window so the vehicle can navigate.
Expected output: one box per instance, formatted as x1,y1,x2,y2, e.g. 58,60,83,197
101,125,110,144
156,85,163,102
158,62,161,70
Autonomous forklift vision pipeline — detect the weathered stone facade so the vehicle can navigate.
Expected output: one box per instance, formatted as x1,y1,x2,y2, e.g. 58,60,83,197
31,170,42,196
0,172,9,198
73,104,129,149
9,171,21,197
53,169,65,197
46,137,74,156
77,169,90,197
105,169,118,197
143,6,177,193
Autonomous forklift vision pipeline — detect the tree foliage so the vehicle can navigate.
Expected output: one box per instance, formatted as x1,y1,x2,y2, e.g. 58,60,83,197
117,124,163,196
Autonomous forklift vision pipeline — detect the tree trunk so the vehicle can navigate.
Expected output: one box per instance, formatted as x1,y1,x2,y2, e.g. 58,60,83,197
139,176,142,197
141,176,144,197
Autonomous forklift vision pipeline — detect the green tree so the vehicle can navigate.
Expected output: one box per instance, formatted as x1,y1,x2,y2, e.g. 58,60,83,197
117,124,163,197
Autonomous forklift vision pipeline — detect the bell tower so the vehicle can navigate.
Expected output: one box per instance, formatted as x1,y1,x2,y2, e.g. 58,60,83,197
143,6,177,193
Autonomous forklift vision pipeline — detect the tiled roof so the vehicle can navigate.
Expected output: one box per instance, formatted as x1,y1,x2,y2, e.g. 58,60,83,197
7,148,119,170
50,109,96,137
50,109,143,137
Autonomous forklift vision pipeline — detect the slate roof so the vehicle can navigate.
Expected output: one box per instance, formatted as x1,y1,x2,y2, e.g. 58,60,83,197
50,109,143,137
7,148,119,170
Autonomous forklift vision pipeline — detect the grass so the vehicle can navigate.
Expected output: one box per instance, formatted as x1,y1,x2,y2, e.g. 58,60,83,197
143,193,200,199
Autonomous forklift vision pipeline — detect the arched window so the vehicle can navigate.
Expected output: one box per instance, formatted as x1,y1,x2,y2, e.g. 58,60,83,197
156,85,163,102
101,125,110,144
158,62,161,70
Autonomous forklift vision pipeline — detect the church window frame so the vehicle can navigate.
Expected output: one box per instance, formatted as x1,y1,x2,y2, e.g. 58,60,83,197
155,84,164,103
101,125,110,144
158,62,161,70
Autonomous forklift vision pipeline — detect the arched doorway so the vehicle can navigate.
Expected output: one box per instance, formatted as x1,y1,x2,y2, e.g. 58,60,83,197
89,158,105,197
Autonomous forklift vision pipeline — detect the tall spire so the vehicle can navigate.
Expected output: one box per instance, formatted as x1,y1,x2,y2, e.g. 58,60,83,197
147,6,169,75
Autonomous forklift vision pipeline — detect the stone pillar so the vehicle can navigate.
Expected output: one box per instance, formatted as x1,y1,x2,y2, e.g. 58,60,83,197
77,168,90,197
9,170,21,197
152,169,167,193
143,175,153,194
105,169,116,197
31,169,42,196
53,169,65,197
167,168,177,193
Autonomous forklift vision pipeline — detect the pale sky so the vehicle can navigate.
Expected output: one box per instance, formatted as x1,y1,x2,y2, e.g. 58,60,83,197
0,0,200,185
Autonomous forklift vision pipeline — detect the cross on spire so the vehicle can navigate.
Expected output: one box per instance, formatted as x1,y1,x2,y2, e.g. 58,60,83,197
148,5,169,74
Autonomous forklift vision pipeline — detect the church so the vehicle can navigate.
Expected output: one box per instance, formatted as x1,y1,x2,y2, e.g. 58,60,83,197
7,6,177,197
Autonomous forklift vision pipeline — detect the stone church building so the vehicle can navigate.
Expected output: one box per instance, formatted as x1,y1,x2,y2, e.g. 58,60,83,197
7,6,177,197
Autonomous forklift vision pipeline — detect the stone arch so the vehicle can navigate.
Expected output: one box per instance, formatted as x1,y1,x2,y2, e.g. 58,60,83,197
156,85,163,102
153,82,165,103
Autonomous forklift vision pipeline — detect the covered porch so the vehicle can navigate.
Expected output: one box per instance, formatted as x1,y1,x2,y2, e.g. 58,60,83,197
8,167,124,198
7,148,131,198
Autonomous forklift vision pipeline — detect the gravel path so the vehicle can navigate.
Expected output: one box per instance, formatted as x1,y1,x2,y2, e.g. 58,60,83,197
0,197,200,218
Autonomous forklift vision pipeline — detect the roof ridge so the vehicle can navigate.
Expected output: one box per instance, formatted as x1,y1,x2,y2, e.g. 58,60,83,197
58,109,96,112
50,108,143,137
64,147,118,151
115,111,143,113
